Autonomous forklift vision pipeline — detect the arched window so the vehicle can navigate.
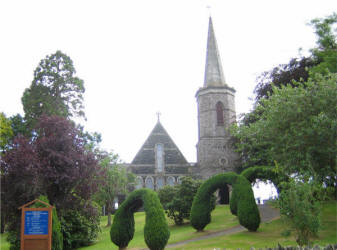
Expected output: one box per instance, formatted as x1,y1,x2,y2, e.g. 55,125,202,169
167,176,175,186
145,176,154,190
216,101,224,126
177,176,183,184
135,176,143,189
156,177,164,190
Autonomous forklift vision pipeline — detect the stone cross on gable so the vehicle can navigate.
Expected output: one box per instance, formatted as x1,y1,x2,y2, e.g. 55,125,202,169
156,111,161,122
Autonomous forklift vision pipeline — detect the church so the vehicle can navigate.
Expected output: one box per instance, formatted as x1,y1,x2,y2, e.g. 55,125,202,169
127,17,240,190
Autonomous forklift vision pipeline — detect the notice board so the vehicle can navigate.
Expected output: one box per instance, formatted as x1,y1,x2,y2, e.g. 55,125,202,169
19,199,53,250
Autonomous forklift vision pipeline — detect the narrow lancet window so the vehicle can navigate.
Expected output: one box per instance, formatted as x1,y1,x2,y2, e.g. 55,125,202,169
156,144,164,172
216,101,224,126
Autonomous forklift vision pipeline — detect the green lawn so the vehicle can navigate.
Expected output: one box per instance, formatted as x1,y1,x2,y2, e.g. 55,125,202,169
169,201,337,249
1,202,336,250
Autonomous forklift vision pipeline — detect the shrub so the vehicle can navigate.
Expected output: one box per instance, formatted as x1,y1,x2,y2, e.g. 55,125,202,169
60,207,100,250
110,188,170,250
158,177,214,225
190,173,260,232
278,180,321,246
233,176,261,231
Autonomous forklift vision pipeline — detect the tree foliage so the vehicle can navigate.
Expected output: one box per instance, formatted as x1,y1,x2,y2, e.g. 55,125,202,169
1,115,103,249
253,57,317,103
110,188,170,250
22,50,85,129
253,13,336,106
95,150,135,226
309,13,337,75
278,180,321,246
0,112,13,151
234,73,337,183
235,13,337,174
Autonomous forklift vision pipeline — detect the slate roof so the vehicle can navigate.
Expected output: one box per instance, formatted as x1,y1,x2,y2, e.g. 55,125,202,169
131,121,188,165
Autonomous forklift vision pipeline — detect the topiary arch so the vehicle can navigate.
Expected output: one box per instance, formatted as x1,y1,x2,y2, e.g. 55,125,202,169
110,188,170,250
190,172,260,232
240,166,288,193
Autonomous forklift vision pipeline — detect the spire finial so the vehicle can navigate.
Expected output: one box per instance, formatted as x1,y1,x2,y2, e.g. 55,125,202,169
156,111,161,122
203,15,226,87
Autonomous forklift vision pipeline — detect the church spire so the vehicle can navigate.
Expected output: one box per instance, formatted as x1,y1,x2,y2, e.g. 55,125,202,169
204,16,226,87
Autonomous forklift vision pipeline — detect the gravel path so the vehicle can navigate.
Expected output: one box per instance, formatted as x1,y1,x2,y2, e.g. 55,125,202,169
165,204,280,249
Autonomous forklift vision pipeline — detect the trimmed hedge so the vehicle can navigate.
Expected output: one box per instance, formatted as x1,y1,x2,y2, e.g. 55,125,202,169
240,166,288,193
190,173,260,232
110,188,170,250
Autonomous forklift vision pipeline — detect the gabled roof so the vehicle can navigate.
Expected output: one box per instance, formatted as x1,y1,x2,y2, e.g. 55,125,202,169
131,121,188,165
204,16,227,87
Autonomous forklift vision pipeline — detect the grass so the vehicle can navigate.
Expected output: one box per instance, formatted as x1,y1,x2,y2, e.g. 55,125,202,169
170,201,337,249
77,205,240,250
1,201,336,249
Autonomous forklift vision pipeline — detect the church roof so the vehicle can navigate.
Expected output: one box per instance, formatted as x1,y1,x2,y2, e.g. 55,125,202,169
131,121,188,165
204,16,227,87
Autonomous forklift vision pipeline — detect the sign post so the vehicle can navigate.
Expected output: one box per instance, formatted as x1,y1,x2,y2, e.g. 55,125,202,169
19,199,53,250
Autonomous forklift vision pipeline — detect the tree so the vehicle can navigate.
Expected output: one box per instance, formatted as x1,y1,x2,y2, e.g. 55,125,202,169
9,114,28,138
1,115,103,249
0,112,13,152
235,13,337,170
309,13,337,76
253,57,317,103
253,13,336,106
95,150,135,226
233,72,337,184
22,50,85,130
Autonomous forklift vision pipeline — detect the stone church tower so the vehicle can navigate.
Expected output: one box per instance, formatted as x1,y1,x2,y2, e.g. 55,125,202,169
196,17,239,179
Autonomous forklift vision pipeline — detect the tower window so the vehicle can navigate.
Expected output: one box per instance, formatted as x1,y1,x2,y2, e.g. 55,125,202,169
216,102,224,126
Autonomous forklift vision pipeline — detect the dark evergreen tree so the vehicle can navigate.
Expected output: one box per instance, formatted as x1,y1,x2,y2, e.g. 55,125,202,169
22,50,85,130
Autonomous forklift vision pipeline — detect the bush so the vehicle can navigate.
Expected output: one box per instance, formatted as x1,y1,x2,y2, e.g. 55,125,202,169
110,188,170,250
233,176,261,231
60,207,100,250
158,177,214,225
190,173,260,232
278,180,321,246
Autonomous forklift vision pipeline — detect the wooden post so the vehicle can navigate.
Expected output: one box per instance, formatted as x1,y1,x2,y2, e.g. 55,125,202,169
19,199,53,250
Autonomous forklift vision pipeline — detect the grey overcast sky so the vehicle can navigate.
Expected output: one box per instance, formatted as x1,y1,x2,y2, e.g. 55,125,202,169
0,0,336,163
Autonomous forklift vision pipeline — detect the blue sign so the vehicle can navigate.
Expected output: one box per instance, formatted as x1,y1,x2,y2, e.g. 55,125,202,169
24,211,49,235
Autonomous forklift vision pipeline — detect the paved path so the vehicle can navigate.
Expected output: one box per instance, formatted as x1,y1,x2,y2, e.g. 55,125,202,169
165,204,280,249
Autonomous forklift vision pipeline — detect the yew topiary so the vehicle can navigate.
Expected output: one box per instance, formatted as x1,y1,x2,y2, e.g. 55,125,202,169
240,165,289,193
110,188,170,250
190,172,260,232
